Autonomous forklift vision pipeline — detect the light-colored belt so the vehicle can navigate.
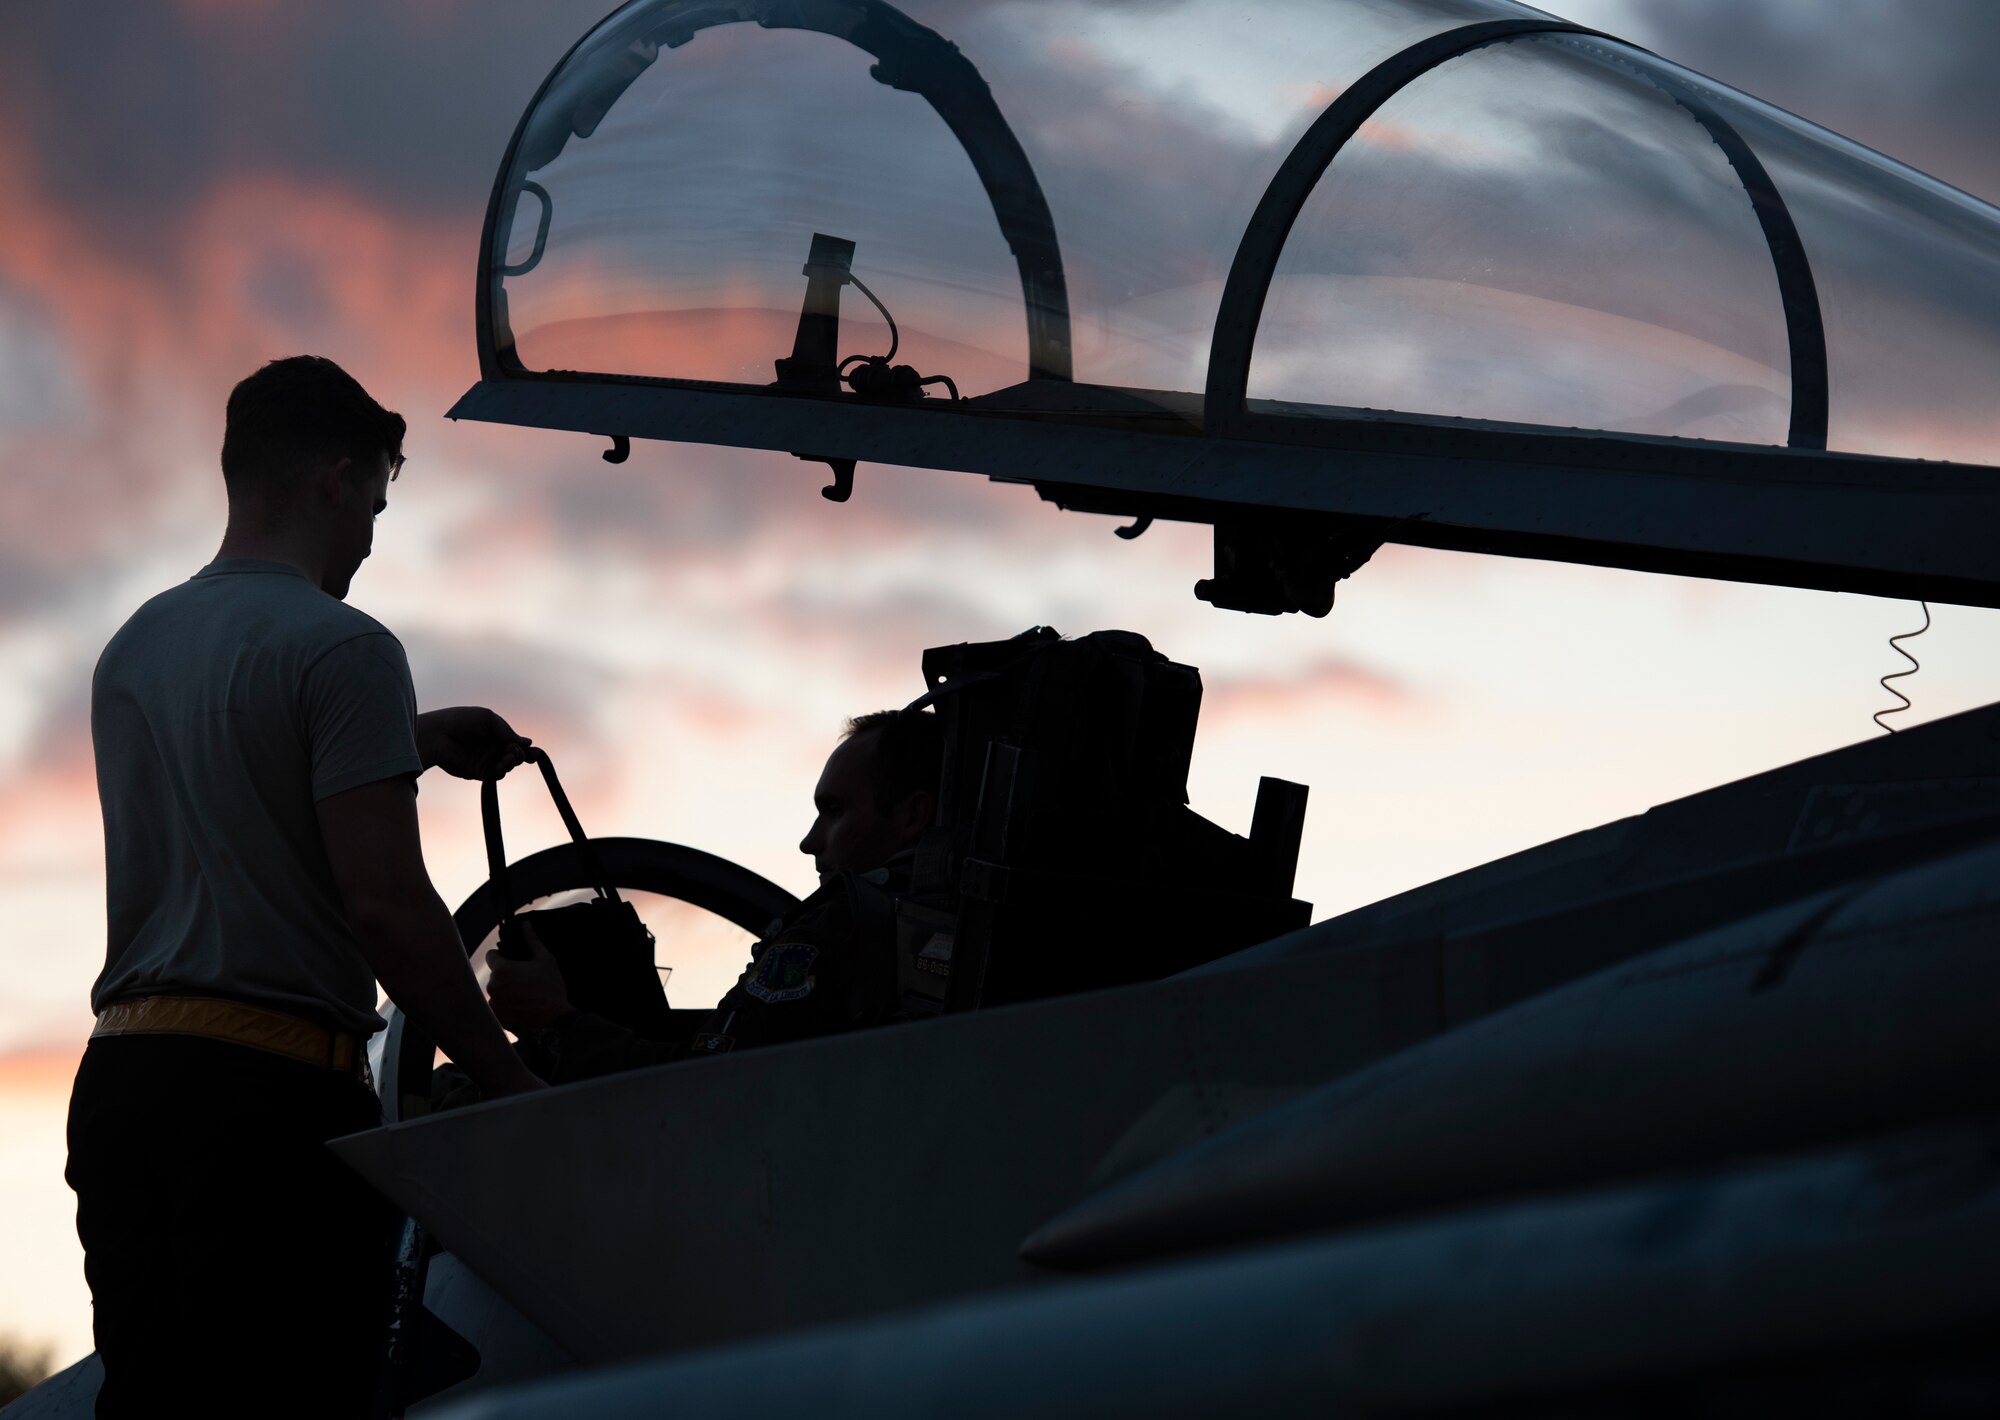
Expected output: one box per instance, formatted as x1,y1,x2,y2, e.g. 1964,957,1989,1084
93,995,372,1084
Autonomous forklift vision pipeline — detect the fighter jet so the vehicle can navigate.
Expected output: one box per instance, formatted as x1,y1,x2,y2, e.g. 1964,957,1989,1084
19,0,2000,1413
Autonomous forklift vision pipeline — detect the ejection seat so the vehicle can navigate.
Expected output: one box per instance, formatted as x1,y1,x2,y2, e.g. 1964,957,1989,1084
897,626,1311,1015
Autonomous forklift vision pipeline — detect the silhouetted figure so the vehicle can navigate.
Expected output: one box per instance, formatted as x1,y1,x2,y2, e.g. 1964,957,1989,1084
68,356,543,1418
482,624,1313,1083
485,710,943,1079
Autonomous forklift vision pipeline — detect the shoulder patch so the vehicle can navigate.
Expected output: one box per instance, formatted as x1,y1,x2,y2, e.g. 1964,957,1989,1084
745,941,818,1003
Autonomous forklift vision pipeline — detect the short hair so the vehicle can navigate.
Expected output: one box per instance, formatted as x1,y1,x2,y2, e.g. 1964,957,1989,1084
220,356,406,495
844,709,945,811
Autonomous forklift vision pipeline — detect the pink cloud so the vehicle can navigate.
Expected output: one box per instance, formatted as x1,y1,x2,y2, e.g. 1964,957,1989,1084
1205,655,1417,722
0,122,482,573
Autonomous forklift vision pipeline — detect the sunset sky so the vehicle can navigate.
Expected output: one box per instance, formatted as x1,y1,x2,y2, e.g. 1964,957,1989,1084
4,0,1999,1372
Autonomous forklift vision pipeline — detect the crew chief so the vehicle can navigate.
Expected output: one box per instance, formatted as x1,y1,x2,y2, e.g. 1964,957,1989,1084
67,357,544,1417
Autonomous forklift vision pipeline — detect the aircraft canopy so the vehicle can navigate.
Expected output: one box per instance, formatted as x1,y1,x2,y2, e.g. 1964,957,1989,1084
453,0,2000,609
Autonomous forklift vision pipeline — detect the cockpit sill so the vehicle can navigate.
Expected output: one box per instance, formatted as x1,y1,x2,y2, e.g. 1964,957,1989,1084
448,371,2000,613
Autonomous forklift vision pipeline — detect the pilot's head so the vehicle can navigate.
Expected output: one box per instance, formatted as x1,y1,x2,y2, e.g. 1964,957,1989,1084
799,709,943,879
220,356,406,602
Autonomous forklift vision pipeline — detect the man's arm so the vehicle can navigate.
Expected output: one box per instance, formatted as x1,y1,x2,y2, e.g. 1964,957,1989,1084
318,777,543,1097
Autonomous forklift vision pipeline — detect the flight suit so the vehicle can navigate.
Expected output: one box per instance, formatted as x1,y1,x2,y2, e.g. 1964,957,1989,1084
529,859,909,1085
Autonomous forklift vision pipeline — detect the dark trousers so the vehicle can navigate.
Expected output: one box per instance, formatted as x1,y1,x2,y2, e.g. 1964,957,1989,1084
66,1033,398,1418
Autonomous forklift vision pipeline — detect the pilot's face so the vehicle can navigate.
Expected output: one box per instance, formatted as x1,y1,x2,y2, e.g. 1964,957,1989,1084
799,731,916,880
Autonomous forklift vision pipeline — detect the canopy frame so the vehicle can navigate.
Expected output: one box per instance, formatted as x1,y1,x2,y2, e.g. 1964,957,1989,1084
1201,19,1831,451
475,0,1073,384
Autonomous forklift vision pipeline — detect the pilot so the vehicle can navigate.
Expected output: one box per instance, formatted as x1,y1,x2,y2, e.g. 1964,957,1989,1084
485,708,943,1080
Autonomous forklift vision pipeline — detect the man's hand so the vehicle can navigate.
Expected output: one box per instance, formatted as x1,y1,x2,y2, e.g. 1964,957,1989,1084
417,706,532,781
487,923,573,1033
318,776,546,1099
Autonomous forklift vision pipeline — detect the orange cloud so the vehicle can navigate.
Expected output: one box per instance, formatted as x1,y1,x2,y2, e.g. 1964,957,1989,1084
0,761,99,866
175,176,474,404
0,1039,83,1097
1353,116,1422,152
0,120,479,569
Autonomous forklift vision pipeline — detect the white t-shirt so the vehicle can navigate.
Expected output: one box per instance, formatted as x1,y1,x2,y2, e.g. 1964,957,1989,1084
90,559,424,1034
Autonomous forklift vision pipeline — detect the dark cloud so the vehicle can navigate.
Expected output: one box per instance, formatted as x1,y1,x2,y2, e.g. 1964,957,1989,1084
0,558,73,625
0,280,91,433
5,0,1992,297
1570,2,2000,456
395,627,614,742
0,2,610,247
1278,46,1793,349
1599,0,2000,203
764,577,1026,680
543,457,763,556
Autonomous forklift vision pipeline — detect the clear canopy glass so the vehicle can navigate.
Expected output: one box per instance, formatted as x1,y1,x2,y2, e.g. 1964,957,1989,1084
484,0,2000,465
491,0,1546,398
1248,34,1795,443
1702,65,2000,462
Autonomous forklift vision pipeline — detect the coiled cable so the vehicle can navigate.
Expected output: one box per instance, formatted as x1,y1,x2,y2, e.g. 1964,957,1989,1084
838,276,962,402
1872,600,1930,734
